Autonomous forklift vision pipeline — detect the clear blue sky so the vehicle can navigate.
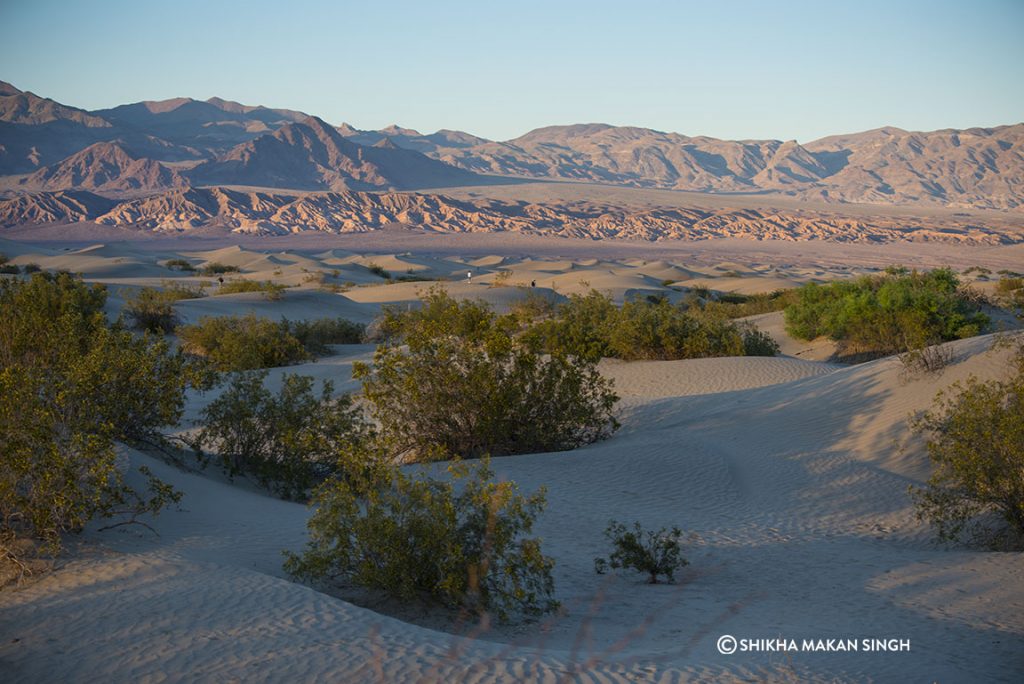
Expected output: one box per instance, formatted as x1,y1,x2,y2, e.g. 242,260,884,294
1,0,1021,142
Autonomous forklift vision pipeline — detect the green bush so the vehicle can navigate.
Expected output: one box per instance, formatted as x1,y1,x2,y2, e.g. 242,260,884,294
199,262,240,276
164,258,196,272
507,289,558,326
995,277,1024,314
124,287,180,334
216,279,286,300
909,344,1024,548
284,317,366,354
741,325,782,356
520,289,618,361
1,273,197,573
123,282,205,334
366,263,390,279
594,520,688,583
704,289,798,318
356,289,619,461
784,268,988,359
0,264,19,275
608,300,754,361
21,263,41,274
196,371,368,500
519,290,778,362
178,314,309,371
284,457,558,621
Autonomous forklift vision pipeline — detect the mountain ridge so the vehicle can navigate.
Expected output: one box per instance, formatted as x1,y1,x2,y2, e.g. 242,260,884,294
2,185,1018,244
1,79,1022,212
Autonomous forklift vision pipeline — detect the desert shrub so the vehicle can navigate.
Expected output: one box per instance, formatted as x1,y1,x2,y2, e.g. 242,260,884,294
609,299,748,361
909,346,1024,548
742,325,782,356
196,371,368,499
899,343,954,378
178,314,309,371
519,290,778,362
199,262,240,276
490,270,513,287
164,258,196,272
996,277,1024,294
0,273,200,574
366,262,389,279
161,280,207,299
508,289,558,327
356,289,619,461
594,520,688,583
124,287,180,334
21,263,41,274
284,457,557,621
704,289,798,318
284,317,366,354
785,268,988,359
0,264,19,275
124,282,206,333
995,277,1024,314
521,289,618,361
216,279,286,300
373,286,511,344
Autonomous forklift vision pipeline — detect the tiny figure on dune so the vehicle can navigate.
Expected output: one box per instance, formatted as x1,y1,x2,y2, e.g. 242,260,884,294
531,280,536,288
467,271,472,283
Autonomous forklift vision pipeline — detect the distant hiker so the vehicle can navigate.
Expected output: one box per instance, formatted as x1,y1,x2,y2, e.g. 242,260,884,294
467,271,472,283
531,280,536,288
218,276,224,286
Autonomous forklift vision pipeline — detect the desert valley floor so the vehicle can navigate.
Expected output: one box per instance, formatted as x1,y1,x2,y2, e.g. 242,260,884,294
1,232,1023,682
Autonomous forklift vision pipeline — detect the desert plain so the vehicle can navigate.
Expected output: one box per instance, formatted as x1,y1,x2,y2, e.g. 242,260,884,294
2,186,1023,683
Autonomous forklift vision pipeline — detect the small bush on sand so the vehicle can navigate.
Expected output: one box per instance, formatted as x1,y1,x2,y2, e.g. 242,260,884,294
284,317,366,354
366,263,390,279
196,371,368,500
0,264,20,275
216,279,286,301
124,282,205,334
909,343,1024,549
704,289,798,318
741,325,782,356
178,314,309,371
995,277,1024,314
21,263,41,274
520,290,778,362
284,456,558,621
199,262,240,276
124,287,181,334
594,520,688,583
899,343,954,378
164,258,196,272
785,267,988,360
520,289,618,361
0,273,199,579
356,289,619,462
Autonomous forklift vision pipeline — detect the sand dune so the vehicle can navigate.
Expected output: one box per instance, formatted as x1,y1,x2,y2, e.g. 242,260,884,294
2,239,1023,683
2,334,1022,683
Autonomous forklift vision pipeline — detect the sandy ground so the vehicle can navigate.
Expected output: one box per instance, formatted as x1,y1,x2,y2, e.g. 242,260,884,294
1,236,1023,683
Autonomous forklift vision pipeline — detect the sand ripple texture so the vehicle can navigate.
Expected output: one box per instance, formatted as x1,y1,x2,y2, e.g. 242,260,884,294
2,337,1023,683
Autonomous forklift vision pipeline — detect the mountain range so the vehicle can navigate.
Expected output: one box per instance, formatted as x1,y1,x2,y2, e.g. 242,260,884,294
1,79,1022,227
1,186,1017,244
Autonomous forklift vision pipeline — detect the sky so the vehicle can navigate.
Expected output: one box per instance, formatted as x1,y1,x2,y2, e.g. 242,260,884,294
1,0,1022,142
